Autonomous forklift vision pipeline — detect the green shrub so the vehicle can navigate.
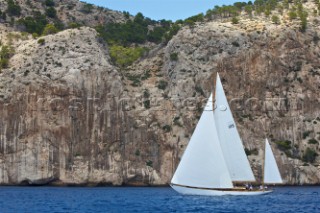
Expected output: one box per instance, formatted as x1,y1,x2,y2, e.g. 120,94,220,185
46,7,57,18
264,8,271,16
231,41,240,47
126,74,141,87
302,148,318,163
53,20,64,31
308,138,318,144
232,17,239,24
6,0,21,16
170,52,178,61
42,24,58,35
143,100,150,109
162,125,171,132
146,160,153,167
244,5,253,17
68,22,82,29
0,46,12,58
0,58,9,69
275,140,291,151
173,116,182,127
37,38,45,45
45,0,55,7
288,10,297,20
245,148,258,156
184,13,204,23
123,11,130,19
17,12,48,35
292,61,303,72
67,3,75,10
147,26,167,43
184,19,195,27
195,85,205,96
109,45,146,68
157,80,168,90
0,45,14,69
143,89,150,98
272,15,280,24
313,34,320,44
303,131,311,139
96,18,149,45
96,13,179,46
81,3,94,14
141,70,151,80
163,24,180,43
299,11,308,32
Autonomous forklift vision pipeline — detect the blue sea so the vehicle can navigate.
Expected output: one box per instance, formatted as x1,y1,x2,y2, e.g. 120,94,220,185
0,186,319,213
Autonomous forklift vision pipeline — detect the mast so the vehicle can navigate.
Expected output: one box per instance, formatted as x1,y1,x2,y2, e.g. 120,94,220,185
212,71,217,107
262,138,266,191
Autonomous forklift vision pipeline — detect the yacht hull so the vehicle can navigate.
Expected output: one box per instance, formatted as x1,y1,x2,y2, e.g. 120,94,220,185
171,184,272,196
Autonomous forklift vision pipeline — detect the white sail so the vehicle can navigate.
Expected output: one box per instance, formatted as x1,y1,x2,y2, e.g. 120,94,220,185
213,73,256,182
171,94,233,189
264,138,283,184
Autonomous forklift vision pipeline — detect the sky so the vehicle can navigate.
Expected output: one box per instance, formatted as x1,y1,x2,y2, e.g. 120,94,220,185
83,0,244,21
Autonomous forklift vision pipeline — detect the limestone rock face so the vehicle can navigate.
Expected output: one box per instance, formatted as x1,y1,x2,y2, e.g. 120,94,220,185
0,26,176,186
0,27,126,185
0,11,320,185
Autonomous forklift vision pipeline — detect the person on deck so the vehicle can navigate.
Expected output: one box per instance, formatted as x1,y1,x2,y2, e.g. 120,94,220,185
245,184,249,190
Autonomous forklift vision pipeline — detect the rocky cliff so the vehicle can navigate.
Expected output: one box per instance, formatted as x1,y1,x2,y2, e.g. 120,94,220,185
0,0,127,26
0,0,319,185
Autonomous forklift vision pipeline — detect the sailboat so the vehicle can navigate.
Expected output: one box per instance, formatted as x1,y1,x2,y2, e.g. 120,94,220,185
170,73,282,196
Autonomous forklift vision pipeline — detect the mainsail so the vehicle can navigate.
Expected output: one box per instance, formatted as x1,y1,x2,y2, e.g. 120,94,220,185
213,74,256,182
171,94,233,189
264,138,283,184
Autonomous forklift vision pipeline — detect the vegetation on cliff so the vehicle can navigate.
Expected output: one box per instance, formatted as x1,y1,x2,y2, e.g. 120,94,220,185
2,0,314,69
205,0,311,32
0,44,14,71
95,12,180,67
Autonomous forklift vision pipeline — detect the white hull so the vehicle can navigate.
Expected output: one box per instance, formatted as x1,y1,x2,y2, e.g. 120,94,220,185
171,184,272,196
